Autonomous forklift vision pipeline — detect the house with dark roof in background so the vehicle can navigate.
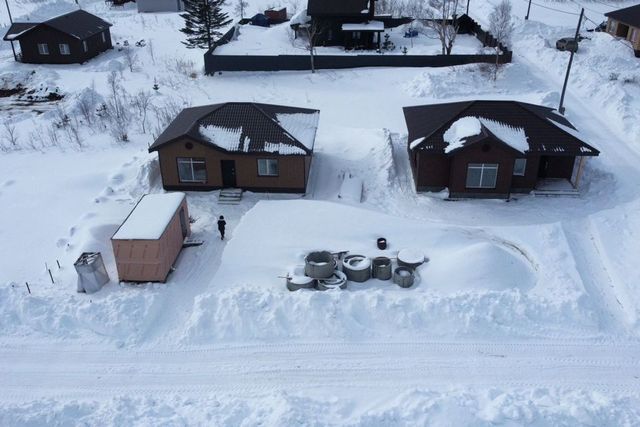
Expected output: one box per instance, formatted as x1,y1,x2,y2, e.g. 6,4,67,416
294,0,384,50
149,103,320,193
3,10,112,64
403,101,600,199
605,4,640,57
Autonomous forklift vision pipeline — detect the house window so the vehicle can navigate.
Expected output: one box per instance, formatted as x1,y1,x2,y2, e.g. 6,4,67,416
353,31,361,40
466,163,498,189
257,158,279,176
177,157,207,183
37,43,49,55
101,32,107,43
83,40,88,52
631,28,640,43
59,43,70,55
513,158,527,176
609,21,617,34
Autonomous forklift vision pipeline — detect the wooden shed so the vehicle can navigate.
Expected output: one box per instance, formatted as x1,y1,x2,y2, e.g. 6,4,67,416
112,192,190,282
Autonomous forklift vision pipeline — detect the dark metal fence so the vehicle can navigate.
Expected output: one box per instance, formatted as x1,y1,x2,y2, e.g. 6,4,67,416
204,14,512,74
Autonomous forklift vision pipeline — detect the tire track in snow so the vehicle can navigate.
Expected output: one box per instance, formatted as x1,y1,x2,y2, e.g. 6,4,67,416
1,341,639,401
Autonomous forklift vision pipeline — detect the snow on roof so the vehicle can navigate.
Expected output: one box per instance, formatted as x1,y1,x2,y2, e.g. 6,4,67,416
443,116,482,153
199,124,307,155
341,20,384,31
276,112,319,151
479,117,529,154
199,125,245,152
290,8,311,26
444,116,529,154
113,193,185,240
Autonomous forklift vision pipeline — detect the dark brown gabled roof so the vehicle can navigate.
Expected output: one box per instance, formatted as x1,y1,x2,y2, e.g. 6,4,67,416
307,0,372,17
3,10,111,41
149,103,320,156
605,4,640,29
403,100,599,157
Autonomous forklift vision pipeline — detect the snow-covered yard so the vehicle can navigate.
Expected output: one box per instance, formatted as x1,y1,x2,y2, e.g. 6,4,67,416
2,0,640,424
214,21,485,56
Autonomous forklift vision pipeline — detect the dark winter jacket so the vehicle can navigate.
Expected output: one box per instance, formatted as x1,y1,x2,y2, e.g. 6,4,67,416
217,219,226,230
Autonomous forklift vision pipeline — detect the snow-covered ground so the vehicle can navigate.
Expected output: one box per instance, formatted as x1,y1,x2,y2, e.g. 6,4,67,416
2,0,640,424
214,21,484,56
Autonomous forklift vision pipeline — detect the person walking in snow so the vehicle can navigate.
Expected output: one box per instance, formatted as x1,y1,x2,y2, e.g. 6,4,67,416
217,215,227,240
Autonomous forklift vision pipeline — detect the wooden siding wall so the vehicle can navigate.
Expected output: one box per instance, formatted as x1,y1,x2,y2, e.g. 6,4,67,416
448,139,516,198
17,26,112,64
157,138,310,192
112,197,190,282
607,18,640,51
414,151,450,191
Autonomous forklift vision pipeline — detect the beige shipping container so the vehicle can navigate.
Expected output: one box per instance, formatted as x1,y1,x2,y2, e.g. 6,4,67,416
111,192,190,282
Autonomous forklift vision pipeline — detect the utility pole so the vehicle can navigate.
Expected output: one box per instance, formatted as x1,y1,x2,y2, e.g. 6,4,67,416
558,8,584,115
466,0,470,15
525,0,532,20
4,0,18,61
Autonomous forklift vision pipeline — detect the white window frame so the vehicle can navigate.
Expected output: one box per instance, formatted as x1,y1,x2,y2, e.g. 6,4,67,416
513,158,527,176
177,157,207,183
466,163,499,189
59,43,70,55
82,40,88,52
37,43,49,55
101,32,106,43
257,158,279,177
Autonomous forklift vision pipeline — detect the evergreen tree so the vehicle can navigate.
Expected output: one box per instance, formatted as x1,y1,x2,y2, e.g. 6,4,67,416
180,0,232,49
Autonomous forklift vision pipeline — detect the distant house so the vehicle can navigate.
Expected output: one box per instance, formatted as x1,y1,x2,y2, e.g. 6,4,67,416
298,0,384,50
403,101,600,199
2,10,113,64
605,4,640,57
137,0,184,13
149,103,320,193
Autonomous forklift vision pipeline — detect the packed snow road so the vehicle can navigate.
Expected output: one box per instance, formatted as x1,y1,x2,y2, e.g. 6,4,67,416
1,342,639,401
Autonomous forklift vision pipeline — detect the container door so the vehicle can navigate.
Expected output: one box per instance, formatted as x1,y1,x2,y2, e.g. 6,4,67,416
221,160,237,188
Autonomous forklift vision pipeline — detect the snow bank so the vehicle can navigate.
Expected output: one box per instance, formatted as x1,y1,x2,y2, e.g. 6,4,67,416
2,388,638,426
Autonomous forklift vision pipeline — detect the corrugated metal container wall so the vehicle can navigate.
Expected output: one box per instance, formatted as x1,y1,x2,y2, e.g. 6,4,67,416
112,195,190,282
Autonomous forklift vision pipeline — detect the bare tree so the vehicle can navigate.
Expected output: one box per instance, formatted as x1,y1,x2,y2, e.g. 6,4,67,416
423,0,462,55
122,46,139,72
2,121,19,149
105,71,131,142
132,90,153,134
234,0,249,19
488,0,514,80
76,81,99,126
303,20,327,73
147,39,156,65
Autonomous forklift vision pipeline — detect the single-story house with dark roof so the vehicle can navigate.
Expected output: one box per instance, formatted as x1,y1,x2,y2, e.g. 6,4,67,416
149,102,320,193
3,10,112,64
403,100,600,199
301,0,383,49
605,4,640,57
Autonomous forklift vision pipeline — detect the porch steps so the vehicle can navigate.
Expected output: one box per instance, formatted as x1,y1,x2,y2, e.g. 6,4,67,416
532,188,580,197
218,188,243,205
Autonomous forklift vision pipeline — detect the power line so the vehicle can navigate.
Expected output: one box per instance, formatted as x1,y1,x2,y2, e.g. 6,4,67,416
517,0,580,16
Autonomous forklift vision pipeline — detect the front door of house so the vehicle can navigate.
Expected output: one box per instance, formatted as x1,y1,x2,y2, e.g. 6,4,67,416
221,160,237,188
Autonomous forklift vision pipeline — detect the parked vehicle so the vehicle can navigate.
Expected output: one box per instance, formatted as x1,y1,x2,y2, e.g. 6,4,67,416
556,37,579,52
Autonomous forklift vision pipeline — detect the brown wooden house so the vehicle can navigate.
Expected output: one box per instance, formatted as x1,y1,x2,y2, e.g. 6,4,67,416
403,101,600,199
605,4,640,57
3,10,113,64
149,103,320,193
